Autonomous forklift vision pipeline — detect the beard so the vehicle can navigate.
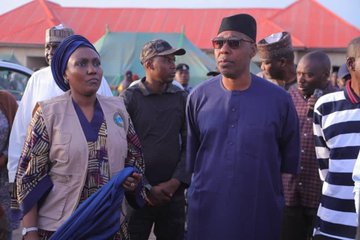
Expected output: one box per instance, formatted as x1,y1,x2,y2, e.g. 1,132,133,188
222,71,238,79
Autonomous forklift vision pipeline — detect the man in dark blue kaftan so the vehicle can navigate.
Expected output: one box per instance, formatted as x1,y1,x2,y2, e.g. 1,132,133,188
185,14,300,240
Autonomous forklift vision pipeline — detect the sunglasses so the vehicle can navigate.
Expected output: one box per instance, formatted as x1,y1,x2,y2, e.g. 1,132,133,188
212,37,254,49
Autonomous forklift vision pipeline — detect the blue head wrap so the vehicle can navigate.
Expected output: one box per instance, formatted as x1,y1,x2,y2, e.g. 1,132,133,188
51,34,99,91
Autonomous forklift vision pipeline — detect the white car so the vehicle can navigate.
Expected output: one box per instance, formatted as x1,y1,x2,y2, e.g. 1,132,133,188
0,60,33,101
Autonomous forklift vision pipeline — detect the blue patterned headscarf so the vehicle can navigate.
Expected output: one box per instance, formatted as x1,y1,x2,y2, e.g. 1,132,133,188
51,34,99,91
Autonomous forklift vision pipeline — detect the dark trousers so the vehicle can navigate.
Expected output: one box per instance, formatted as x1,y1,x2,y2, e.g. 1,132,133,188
281,206,317,240
127,194,185,240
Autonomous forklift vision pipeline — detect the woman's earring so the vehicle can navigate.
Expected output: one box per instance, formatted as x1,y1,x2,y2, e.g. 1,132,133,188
64,78,69,84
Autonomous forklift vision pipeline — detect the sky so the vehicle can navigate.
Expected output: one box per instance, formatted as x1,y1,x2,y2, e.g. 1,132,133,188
1,0,359,29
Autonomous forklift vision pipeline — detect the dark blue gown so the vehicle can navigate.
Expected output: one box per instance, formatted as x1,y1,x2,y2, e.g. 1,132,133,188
186,74,300,240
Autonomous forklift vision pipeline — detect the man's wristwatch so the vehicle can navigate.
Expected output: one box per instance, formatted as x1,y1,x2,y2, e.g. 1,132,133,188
144,184,152,192
22,227,38,236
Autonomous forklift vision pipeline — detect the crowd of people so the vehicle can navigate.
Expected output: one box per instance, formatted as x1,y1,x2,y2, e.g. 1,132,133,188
0,12,360,240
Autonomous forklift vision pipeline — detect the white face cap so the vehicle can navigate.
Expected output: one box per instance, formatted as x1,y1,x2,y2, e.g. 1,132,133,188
264,32,284,44
54,24,65,29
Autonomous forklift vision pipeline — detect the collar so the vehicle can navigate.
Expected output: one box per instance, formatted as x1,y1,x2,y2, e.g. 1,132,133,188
137,77,184,96
284,79,297,91
345,80,360,104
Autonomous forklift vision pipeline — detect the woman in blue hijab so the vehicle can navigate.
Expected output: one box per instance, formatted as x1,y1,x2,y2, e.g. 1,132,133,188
15,35,146,240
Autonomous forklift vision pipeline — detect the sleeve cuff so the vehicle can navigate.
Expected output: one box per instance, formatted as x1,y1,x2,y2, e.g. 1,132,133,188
8,171,16,184
172,171,191,186
21,175,53,216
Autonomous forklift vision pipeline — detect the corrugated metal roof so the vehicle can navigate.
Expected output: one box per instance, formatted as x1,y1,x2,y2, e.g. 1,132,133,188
269,0,360,48
0,0,358,49
55,7,279,49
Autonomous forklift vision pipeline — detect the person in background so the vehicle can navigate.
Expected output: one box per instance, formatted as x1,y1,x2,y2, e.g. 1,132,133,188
282,51,337,240
175,63,192,93
257,31,297,90
132,74,139,82
15,35,145,240
122,39,190,240
337,63,351,90
0,90,18,240
7,24,112,187
186,13,300,240
117,70,134,94
329,70,339,89
314,36,360,240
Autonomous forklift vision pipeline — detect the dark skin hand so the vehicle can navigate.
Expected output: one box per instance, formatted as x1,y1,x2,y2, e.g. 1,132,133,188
307,88,324,113
122,172,142,192
23,231,40,240
0,155,7,168
307,95,317,113
147,178,180,206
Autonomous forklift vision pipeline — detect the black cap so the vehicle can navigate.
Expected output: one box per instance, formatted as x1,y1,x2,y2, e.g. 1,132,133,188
176,63,189,71
218,14,257,42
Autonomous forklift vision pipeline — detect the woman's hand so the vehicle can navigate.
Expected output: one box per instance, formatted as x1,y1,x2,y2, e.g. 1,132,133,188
122,172,142,192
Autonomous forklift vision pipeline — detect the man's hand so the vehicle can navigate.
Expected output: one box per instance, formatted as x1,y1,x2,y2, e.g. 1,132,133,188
307,89,323,118
307,95,317,112
147,179,181,206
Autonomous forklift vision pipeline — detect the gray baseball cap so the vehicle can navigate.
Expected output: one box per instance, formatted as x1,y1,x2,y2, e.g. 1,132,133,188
140,39,185,64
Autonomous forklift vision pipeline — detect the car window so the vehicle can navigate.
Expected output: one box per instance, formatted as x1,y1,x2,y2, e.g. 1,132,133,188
0,67,31,101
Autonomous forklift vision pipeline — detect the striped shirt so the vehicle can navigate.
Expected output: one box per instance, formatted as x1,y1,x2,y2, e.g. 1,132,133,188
313,81,360,239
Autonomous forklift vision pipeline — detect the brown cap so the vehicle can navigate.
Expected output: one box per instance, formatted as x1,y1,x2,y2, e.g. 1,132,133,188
257,32,293,60
45,24,74,43
140,39,185,64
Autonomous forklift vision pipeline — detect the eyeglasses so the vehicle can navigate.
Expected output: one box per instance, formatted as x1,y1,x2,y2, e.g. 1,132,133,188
211,37,254,49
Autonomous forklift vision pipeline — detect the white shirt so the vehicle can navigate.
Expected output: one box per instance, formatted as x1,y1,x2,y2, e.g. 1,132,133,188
353,151,360,214
7,66,113,182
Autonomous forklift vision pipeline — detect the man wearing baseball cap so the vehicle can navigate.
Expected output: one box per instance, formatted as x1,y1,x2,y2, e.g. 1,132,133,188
186,14,300,239
122,39,190,240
